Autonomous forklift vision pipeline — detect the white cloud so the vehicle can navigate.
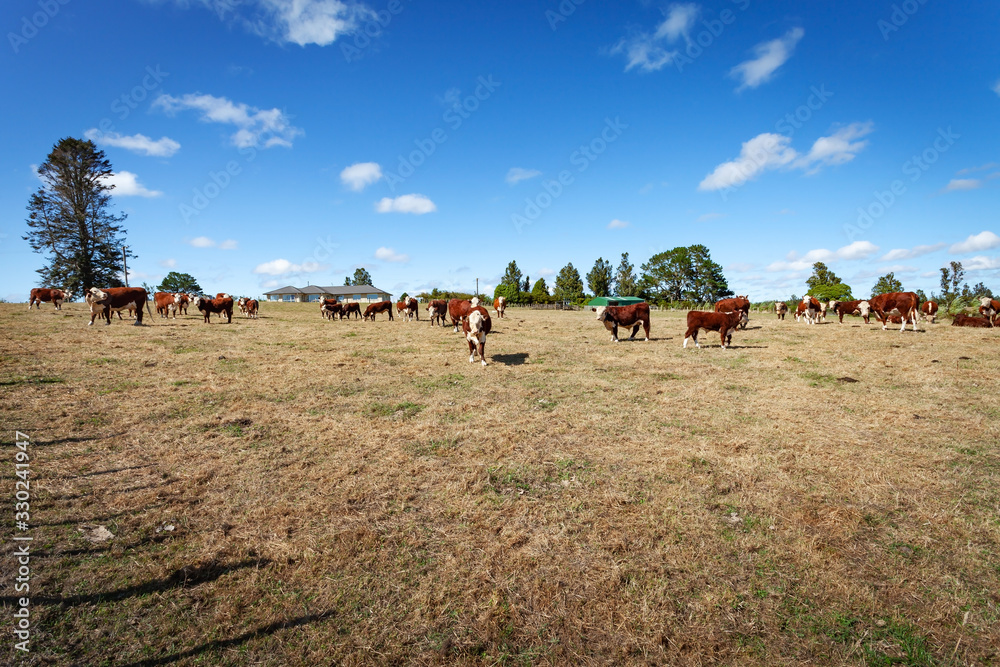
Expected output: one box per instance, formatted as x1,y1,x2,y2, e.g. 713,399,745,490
944,178,982,192
699,123,873,191
340,162,382,191
159,259,177,268
187,237,238,249
252,258,324,275
218,239,239,250
103,171,162,197
607,219,630,229
880,243,946,261
611,3,699,72
374,194,436,214
730,27,804,91
964,255,1000,270
374,246,409,263
766,241,879,271
84,130,180,157
506,167,541,185
956,162,999,175
950,231,1000,254
153,92,302,149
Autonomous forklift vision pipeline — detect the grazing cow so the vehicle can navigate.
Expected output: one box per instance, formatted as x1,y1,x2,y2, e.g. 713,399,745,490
153,292,181,319
341,302,362,319
28,288,71,310
868,292,920,332
448,298,475,332
86,287,151,326
592,303,651,342
952,314,993,328
462,306,492,366
979,297,1000,321
427,299,448,326
320,298,342,320
775,302,788,320
192,295,234,324
715,295,750,329
494,296,506,319
683,310,743,349
363,301,394,321
832,299,871,324
921,300,939,323
245,299,258,319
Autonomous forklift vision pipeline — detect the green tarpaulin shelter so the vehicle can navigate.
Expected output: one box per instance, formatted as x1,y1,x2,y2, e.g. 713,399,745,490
586,297,646,307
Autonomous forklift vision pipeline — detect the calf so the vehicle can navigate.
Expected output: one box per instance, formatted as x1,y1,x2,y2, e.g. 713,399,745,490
245,299,259,319
921,300,938,324
775,301,788,320
868,291,920,332
952,314,993,328
320,299,342,320
427,299,448,326
832,299,871,324
448,298,474,332
494,296,506,319
363,301,394,321
979,297,1000,321
715,295,750,329
192,295,234,323
462,306,492,366
154,292,181,319
796,297,822,324
405,297,419,321
342,302,361,319
683,310,742,349
175,293,191,315
28,288,71,310
593,303,651,342
86,287,151,326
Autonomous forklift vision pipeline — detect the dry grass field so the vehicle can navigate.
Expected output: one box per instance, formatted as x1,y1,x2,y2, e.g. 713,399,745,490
1,301,999,666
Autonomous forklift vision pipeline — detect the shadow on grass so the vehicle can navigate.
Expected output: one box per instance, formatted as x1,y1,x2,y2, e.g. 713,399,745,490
492,353,529,366
120,610,337,667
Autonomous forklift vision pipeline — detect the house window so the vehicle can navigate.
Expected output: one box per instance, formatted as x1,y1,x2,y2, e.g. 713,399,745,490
354,295,363,301
368,294,379,301
283,295,295,302
307,295,321,302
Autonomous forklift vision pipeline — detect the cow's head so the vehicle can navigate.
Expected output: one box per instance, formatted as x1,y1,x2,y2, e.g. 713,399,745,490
60,289,72,301
857,301,871,317
87,287,108,303
174,293,184,304
594,306,608,321
471,297,480,307
192,296,205,310
981,296,994,308
466,311,487,342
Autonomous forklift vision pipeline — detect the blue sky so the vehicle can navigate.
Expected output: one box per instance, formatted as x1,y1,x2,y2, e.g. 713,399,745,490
2,0,998,302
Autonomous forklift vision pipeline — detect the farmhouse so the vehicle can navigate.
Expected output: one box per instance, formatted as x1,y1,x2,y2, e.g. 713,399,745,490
263,284,392,303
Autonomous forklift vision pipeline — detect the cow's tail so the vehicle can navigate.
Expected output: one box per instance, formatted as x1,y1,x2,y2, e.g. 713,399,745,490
145,300,154,319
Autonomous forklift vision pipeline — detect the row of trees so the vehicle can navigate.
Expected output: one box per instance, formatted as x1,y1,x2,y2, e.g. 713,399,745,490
492,245,733,306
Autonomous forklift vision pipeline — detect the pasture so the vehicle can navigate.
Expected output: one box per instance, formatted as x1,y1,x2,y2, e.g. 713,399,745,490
1,302,998,665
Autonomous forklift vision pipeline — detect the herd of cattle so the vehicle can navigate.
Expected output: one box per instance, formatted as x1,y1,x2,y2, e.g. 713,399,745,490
25,287,1000,364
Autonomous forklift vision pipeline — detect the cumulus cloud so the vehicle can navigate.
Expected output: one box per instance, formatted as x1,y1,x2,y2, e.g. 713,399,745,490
84,130,180,157
699,123,874,191
374,246,409,263
880,243,946,262
611,3,699,72
607,219,630,229
944,178,982,192
964,255,1000,270
187,237,238,249
374,194,436,214
340,162,382,191
766,241,879,271
950,231,1000,254
153,92,302,148
252,258,324,275
506,167,541,185
103,171,162,197
730,27,804,91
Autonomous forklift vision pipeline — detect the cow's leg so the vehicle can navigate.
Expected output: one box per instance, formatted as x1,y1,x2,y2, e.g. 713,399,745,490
628,323,640,340
612,324,619,342
642,320,650,341
468,338,476,363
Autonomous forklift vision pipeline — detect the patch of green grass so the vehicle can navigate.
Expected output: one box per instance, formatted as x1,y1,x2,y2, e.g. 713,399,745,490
97,381,140,395
801,371,837,387
414,374,466,391
0,375,66,386
406,438,459,456
818,614,936,666
172,346,199,354
171,380,199,387
366,401,424,418
85,357,120,366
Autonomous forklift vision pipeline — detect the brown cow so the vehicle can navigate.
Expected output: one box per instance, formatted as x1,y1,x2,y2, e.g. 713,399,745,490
86,287,151,326
952,314,993,328
342,302,362,319
462,306,492,366
245,299,259,319
320,298,342,320
775,301,788,320
832,299,871,324
363,301,394,321
715,295,750,329
493,296,506,319
448,297,480,332
979,297,1000,321
28,288,71,310
593,303,651,342
154,292,181,319
868,292,920,332
175,293,191,315
921,300,938,324
192,295,234,323
405,297,419,321
796,296,823,324
427,299,448,326
683,310,743,349
395,301,408,318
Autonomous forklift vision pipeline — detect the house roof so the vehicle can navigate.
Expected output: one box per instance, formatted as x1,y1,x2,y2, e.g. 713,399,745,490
262,285,303,295
262,284,390,296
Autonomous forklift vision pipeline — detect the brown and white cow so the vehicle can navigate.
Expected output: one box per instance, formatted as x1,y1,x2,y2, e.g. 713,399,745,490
405,297,419,321
775,301,788,320
395,301,408,318
244,299,258,319
237,297,249,315
192,295,234,323
363,301,394,321
493,296,506,319
952,314,993,328
683,310,743,349
979,297,1000,321
593,303,651,342
320,298,342,320
831,299,871,324
796,296,822,324
462,306,492,366
86,287,151,326
715,295,750,329
175,293,191,315
28,288,71,310
427,299,448,326
341,302,362,319
921,300,938,324
448,298,478,332
868,291,920,332
153,292,182,319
